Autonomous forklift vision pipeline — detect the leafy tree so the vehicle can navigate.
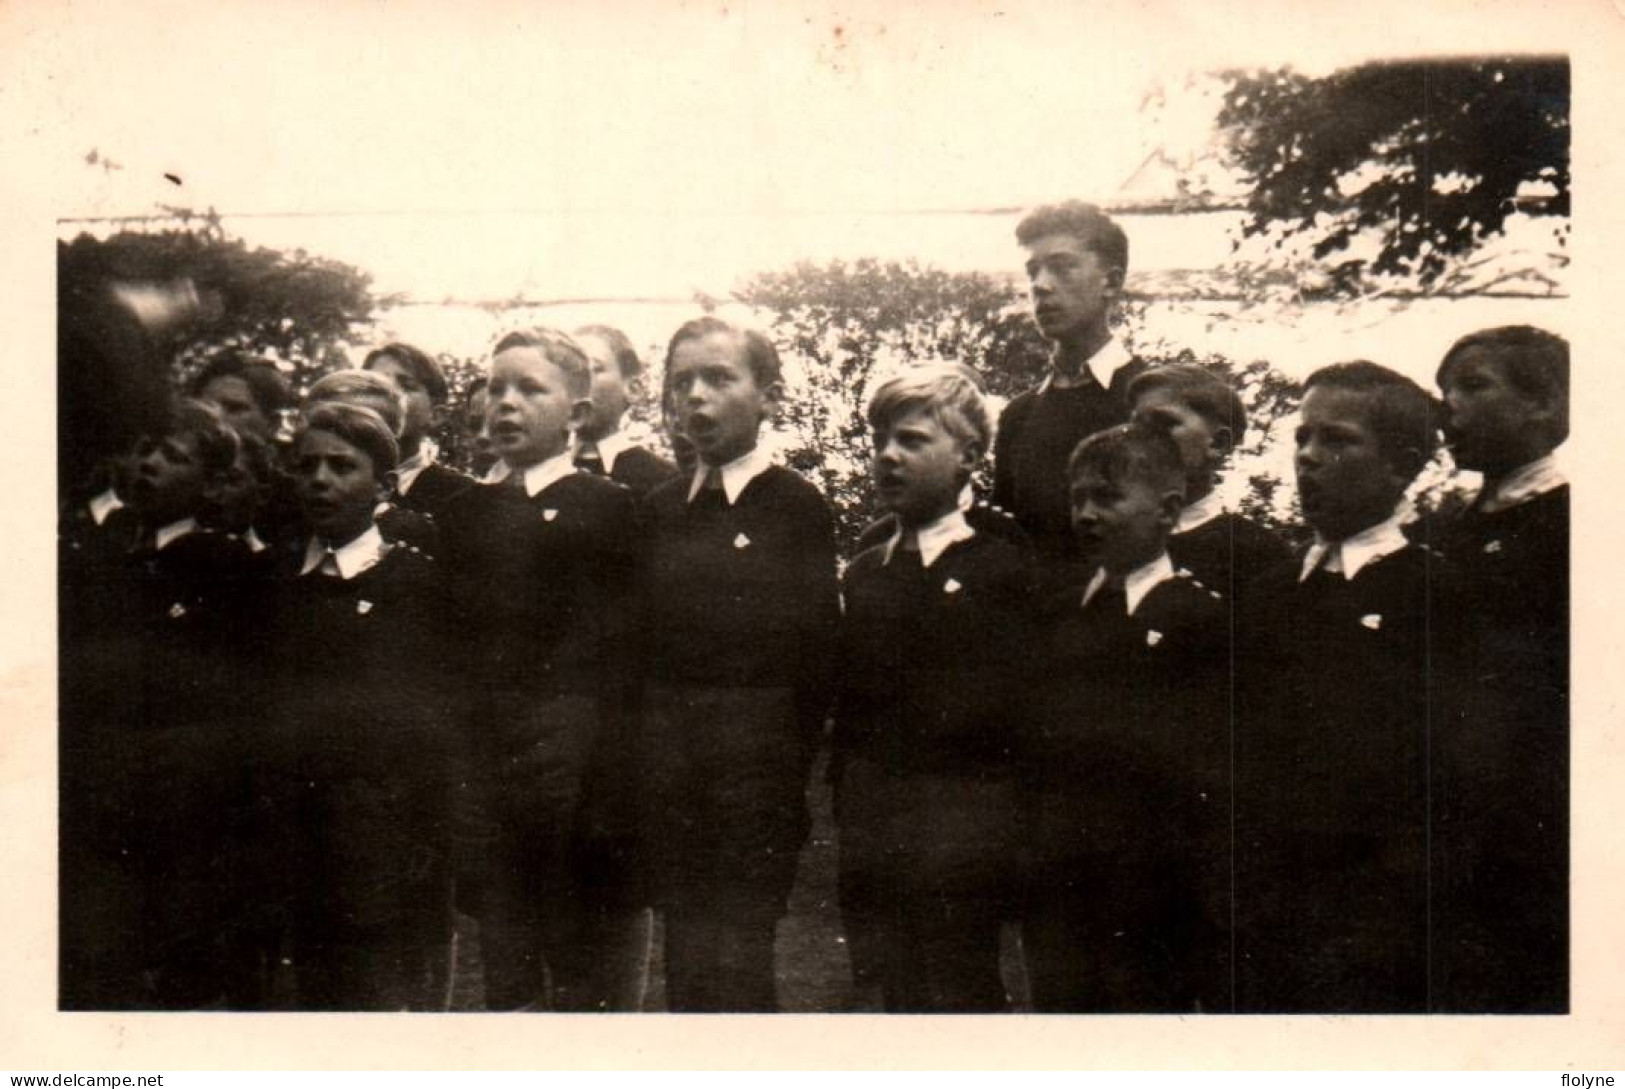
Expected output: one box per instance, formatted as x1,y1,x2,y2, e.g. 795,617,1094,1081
1217,57,1569,295
58,216,383,492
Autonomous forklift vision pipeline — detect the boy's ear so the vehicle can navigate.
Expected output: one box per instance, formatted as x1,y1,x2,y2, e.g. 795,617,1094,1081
1103,264,1127,302
1157,487,1187,527
761,380,786,418
568,397,594,432
958,439,983,473
379,469,399,502
1207,424,1235,462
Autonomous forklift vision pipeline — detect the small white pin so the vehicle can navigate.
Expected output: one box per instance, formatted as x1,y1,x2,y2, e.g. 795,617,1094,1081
943,578,962,594
543,509,558,522
357,600,374,615
1360,613,1383,630
1146,629,1163,647
1483,539,1503,554
734,532,751,549
168,602,186,619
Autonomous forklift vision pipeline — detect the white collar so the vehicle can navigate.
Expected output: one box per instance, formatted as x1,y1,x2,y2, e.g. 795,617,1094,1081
1174,489,1225,535
1082,552,1176,616
687,444,774,505
395,446,435,496
882,509,975,569
1477,451,1567,514
1300,506,1410,582
241,527,268,554
1036,337,1131,395
300,524,390,580
577,431,633,474
153,517,199,552
485,450,577,498
88,487,124,526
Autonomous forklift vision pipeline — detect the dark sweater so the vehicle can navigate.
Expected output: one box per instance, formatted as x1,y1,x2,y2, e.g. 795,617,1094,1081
1168,510,1291,601
637,465,840,699
608,444,679,499
992,361,1146,567
1426,485,1569,1013
1234,544,1459,1013
396,461,474,520
439,472,638,707
836,533,1037,777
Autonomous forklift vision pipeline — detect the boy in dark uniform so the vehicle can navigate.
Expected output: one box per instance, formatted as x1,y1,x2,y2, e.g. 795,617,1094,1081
257,402,458,1010
307,369,440,557
1429,325,1569,1012
1234,361,1454,1013
636,317,841,1011
573,324,679,497
1021,425,1230,1012
438,328,638,1010
834,364,1035,1012
1127,364,1289,591
993,201,1146,573
60,400,264,1008
365,341,475,517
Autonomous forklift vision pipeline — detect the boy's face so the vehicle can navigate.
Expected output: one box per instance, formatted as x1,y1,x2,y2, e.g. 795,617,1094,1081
668,331,779,467
487,346,591,469
1440,348,1553,474
295,428,385,544
1070,464,1182,575
1131,388,1229,485
1023,233,1121,346
129,431,207,524
205,445,266,532
873,407,976,528
1294,386,1409,541
198,375,272,441
576,334,631,441
366,354,435,446
463,388,494,469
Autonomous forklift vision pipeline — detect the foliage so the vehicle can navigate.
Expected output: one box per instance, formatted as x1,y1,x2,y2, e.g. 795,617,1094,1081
59,214,384,398
1217,57,1569,295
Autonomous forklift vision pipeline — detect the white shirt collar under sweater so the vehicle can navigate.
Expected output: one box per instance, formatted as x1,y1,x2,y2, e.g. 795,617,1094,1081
1082,551,1176,616
1299,505,1410,582
299,524,389,580
1475,450,1567,515
483,449,577,498
1036,336,1131,395
687,444,774,505
882,508,975,569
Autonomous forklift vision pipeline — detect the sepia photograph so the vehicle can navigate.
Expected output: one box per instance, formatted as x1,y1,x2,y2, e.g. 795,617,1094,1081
8,0,1625,1071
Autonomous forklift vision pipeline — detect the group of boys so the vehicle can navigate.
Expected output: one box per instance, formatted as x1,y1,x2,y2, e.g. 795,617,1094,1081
59,200,1568,1015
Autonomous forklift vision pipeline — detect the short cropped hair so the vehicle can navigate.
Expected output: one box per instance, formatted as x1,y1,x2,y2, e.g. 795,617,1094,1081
1015,201,1130,275
493,327,592,400
1304,360,1439,481
574,324,643,380
1067,423,1186,495
1437,325,1569,441
298,401,400,481
189,353,296,414
1127,364,1249,442
866,363,992,455
307,369,406,436
665,316,782,390
167,398,243,480
364,342,449,405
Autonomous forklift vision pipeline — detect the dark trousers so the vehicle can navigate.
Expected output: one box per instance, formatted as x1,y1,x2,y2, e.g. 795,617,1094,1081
663,911,779,1013
477,692,600,1011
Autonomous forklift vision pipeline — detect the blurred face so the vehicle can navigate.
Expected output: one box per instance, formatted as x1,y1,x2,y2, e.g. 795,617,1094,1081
1131,387,1229,490
1294,386,1408,541
1440,349,1551,474
1070,464,1180,575
295,428,385,544
129,431,207,524
205,444,266,532
668,332,778,467
198,375,272,440
366,354,435,447
873,407,976,528
463,388,494,470
576,333,631,441
487,347,590,469
1023,234,1120,346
